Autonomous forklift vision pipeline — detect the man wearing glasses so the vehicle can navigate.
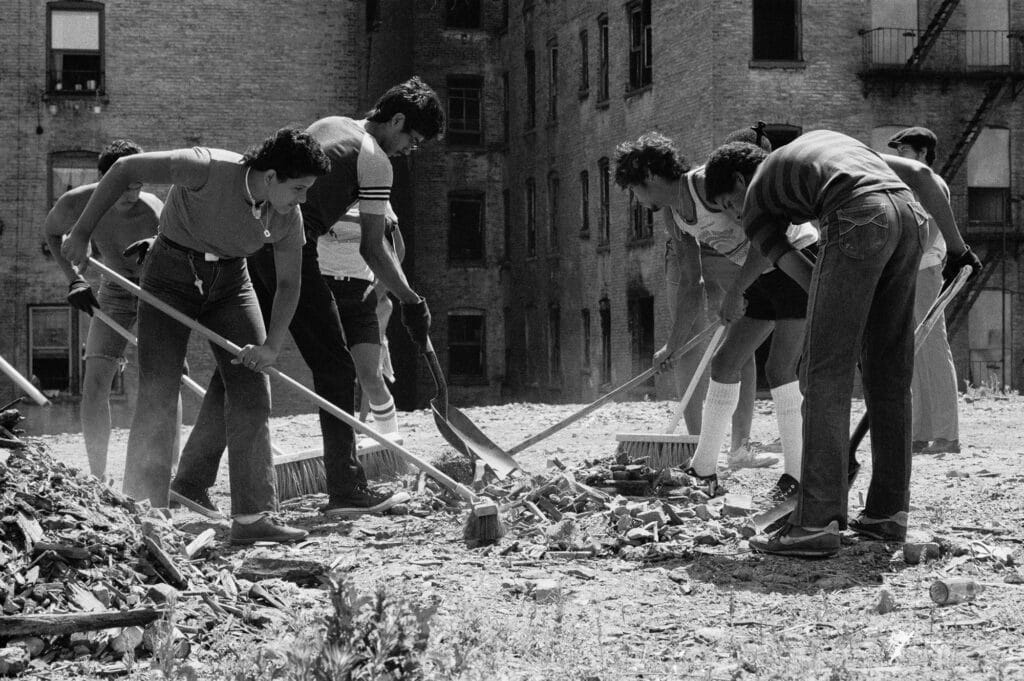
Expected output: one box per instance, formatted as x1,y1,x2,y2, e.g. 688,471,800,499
169,77,445,518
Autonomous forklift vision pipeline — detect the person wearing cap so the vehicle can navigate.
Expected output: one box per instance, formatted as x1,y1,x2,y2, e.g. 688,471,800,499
888,127,961,454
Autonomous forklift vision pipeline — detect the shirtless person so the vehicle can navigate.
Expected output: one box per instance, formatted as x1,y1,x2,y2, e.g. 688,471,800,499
43,139,177,483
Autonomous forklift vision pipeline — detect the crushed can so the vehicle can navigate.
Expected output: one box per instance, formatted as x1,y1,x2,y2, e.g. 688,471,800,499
929,577,983,605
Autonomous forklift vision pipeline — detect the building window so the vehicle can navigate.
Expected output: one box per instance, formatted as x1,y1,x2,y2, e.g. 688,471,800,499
445,0,481,29
579,30,589,94
968,188,1009,224
548,172,560,252
366,0,382,32
447,75,483,146
502,188,511,259
628,193,654,241
579,170,590,237
526,178,537,257
628,295,655,387
597,14,609,101
752,0,801,62
49,151,98,205
28,305,78,394
548,41,559,122
502,72,510,143
524,304,536,383
500,0,509,32
581,308,592,369
548,304,561,383
967,127,1011,230
597,157,610,246
762,123,802,149
448,310,486,380
525,50,537,130
47,2,104,94
599,297,611,385
448,192,485,264
627,0,652,90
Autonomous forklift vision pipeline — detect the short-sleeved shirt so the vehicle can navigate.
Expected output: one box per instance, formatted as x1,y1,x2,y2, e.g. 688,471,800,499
159,147,304,258
301,117,392,239
317,203,399,280
670,167,818,270
743,130,906,263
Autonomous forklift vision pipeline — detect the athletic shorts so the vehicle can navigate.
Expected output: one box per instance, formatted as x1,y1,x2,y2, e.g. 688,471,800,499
325,277,381,347
84,276,138,361
743,267,809,321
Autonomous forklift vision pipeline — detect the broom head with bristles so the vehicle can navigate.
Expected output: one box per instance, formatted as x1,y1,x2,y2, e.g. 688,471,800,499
463,497,506,545
614,433,699,470
274,437,410,501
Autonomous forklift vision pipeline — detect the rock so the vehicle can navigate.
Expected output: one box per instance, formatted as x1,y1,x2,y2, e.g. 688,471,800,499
8,638,43,659
667,567,689,584
142,621,190,659
626,527,655,544
721,494,753,517
692,504,713,521
564,566,596,580
532,579,562,603
636,509,667,527
903,541,940,565
874,587,898,614
110,626,144,655
693,533,721,546
0,647,29,676
147,583,178,603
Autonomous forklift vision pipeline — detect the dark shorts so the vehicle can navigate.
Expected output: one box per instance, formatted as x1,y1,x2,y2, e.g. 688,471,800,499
743,267,809,321
325,277,381,346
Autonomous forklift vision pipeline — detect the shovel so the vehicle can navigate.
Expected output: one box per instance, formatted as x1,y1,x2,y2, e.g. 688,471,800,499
423,339,520,479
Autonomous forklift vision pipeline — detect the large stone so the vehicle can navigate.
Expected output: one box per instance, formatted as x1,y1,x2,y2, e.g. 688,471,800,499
532,579,562,603
0,647,29,677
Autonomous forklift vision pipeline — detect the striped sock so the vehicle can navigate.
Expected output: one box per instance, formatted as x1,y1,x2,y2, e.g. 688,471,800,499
369,395,398,434
689,380,741,477
771,381,803,480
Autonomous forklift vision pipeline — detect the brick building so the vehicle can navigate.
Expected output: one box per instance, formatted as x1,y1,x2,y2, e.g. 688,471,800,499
2,0,1022,436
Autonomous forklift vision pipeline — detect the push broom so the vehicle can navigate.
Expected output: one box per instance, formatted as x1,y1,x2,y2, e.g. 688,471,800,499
90,258,503,542
614,324,726,469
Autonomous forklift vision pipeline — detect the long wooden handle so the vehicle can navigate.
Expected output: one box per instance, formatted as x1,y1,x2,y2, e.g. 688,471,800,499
0,354,49,406
665,324,725,434
506,322,719,456
89,257,478,504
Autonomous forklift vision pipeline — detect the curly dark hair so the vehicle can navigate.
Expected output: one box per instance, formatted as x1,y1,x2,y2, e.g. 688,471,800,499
613,132,689,189
704,142,769,203
242,127,331,179
98,139,143,174
366,76,445,140
723,121,772,152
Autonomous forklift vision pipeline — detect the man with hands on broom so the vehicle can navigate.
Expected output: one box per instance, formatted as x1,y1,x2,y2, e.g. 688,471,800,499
62,127,331,545
170,76,445,519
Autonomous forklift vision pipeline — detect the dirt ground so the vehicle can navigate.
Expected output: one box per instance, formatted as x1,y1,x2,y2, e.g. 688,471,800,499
27,390,1024,680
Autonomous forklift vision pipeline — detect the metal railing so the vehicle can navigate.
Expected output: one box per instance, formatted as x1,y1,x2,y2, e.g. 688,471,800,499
861,28,1024,74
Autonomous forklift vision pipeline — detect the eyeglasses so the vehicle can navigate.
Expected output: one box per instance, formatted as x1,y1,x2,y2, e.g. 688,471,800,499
407,130,425,152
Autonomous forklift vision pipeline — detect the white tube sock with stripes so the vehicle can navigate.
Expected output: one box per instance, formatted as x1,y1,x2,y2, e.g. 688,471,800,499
770,380,803,480
689,380,741,477
369,396,398,434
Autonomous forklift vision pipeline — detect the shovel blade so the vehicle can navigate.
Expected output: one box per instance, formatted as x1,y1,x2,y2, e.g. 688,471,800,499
430,400,518,479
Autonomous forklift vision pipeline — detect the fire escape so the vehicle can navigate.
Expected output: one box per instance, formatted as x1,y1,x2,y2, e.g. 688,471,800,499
858,1,1024,347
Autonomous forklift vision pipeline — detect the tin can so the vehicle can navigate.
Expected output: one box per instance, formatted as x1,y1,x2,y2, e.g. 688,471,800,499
929,577,983,605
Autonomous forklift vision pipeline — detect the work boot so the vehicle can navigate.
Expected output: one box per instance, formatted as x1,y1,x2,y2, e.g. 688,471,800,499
230,514,308,545
685,467,726,499
765,473,799,506
169,481,226,521
921,438,960,454
912,440,929,453
320,484,411,518
849,511,908,542
726,441,779,470
749,521,841,558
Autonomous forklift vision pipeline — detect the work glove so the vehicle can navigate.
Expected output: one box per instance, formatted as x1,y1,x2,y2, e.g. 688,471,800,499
943,245,983,286
67,277,99,316
400,297,432,353
123,237,155,265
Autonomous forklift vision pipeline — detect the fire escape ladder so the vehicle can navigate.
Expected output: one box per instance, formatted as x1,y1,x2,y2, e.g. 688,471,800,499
939,77,1011,182
905,0,962,69
946,249,1000,336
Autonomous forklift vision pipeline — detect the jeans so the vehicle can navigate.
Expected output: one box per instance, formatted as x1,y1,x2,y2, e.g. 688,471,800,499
124,237,275,513
794,188,927,528
175,240,365,500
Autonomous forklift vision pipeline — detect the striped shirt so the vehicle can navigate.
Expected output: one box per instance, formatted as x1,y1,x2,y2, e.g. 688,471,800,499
301,116,392,239
743,130,907,263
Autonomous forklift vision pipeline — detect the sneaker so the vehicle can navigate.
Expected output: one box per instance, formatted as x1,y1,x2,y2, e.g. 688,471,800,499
169,482,226,521
749,521,841,558
684,467,726,498
727,442,779,470
849,511,908,542
320,485,412,518
921,438,960,454
230,514,308,545
912,440,929,453
766,473,800,506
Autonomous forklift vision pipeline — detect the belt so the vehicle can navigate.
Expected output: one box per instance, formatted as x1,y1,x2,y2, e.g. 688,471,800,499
159,235,240,262
331,275,373,283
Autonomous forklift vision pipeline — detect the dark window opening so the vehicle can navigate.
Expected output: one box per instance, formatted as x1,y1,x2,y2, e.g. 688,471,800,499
447,75,483,146
628,295,655,389
579,170,590,236
502,72,510,143
448,311,486,379
525,51,537,130
448,193,485,264
579,30,590,93
366,0,381,32
445,0,481,29
548,43,559,121
597,14,609,101
502,188,511,259
598,158,610,245
581,308,592,369
548,172,560,252
599,297,612,385
628,0,652,90
526,178,537,257
29,305,78,394
752,0,801,62
968,187,1009,225
47,2,104,94
629,193,654,241
548,304,561,383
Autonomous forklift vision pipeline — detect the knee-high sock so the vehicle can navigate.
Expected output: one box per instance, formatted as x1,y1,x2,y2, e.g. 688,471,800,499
689,380,740,477
771,381,803,480
369,396,398,433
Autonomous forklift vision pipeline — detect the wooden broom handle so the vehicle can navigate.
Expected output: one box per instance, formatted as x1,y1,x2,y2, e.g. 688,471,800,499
665,324,725,434
0,354,49,406
88,257,479,505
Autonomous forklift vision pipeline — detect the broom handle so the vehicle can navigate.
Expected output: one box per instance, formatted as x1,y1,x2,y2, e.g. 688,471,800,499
664,324,725,434
0,354,49,406
506,322,719,456
92,307,289,458
88,257,479,505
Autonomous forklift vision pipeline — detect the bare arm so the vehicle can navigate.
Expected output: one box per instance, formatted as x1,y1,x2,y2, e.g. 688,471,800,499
42,193,85,283
883,155,967,254
360,212,419,304
775,249,814,292
264,242,302,354
657,226,705,364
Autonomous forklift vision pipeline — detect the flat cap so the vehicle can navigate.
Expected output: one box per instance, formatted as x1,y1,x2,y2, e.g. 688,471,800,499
888,126,938,150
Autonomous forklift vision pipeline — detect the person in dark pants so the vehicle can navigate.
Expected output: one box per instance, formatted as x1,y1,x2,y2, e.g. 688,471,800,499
170,77,444,518
705,131,980,558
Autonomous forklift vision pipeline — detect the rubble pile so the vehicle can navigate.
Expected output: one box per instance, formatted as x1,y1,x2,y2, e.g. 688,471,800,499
0,441,306,677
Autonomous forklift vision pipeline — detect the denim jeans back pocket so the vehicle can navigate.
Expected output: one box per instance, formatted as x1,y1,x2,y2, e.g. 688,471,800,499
907,201,931,250
831,203,889,261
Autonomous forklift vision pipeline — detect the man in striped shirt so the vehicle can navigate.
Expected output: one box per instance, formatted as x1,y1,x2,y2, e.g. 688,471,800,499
705,130,980,557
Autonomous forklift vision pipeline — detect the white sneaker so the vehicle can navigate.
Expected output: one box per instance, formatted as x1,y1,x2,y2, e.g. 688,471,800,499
727,443,779,470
